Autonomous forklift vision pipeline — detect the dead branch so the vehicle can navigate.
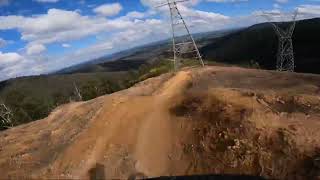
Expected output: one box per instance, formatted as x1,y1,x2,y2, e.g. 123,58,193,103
0,103,13,128
73,82,83,101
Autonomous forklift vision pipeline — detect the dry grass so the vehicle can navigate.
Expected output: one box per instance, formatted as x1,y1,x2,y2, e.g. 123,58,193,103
170,86,320,179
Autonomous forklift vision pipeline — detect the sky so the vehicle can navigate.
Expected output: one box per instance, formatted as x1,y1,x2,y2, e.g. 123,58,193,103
0,0,319,81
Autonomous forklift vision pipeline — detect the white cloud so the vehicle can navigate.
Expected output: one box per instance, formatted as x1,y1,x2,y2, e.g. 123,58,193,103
0,9,111,45
0,4,228,49
72,41,113,60
62,43,71,48
297,5,320,15
26,44,46,55
93,3,123,16
178,4,230,24
126,11,146,19
0,51,23,69
0,55,45,81
140,0,160,7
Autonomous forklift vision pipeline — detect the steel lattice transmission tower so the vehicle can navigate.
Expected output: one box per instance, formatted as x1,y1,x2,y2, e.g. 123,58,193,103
158,0,204,70
262,11,298,72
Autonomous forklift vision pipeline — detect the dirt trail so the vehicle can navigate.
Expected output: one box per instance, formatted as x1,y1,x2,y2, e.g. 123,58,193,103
134,71,191,176
0,66,320,179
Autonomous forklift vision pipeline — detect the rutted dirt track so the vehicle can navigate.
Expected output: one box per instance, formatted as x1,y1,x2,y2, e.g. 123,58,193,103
0,66,320,179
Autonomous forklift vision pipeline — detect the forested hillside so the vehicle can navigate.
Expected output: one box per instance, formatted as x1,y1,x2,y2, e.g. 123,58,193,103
201,18,320,73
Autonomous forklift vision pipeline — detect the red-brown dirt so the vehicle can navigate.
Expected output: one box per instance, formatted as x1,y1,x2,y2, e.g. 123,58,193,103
0,66,320,179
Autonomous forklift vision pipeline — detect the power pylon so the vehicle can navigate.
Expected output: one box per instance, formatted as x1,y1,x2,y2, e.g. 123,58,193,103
262,11,298,72
158,0,204,70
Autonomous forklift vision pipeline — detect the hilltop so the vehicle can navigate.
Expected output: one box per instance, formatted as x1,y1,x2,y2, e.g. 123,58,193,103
0,66,319,179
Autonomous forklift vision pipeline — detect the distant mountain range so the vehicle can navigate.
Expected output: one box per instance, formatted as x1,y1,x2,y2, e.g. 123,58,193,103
56,29,236,74
57,18,320,75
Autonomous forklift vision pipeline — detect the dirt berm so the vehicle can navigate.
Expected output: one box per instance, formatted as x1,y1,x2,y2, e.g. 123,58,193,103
0,66,320,179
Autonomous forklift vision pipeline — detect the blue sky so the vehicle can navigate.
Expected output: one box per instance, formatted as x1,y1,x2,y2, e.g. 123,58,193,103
0,0,319,81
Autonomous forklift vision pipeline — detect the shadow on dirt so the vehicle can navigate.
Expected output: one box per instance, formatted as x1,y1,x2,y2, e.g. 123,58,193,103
147,174,265,180
89,163,106,180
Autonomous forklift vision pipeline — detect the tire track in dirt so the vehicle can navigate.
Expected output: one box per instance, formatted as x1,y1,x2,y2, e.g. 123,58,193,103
134,71,192,177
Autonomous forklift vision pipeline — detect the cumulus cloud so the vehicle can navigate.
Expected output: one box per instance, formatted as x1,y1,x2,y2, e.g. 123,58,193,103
46,18,167,72
297,5,320,16
70,41,113,61
62,43,71,48
125,11,146,19
93,3,123,16
0,8,159,49
140,0,160,7
0,51,23,69
178,4,230,25
26,44,46,55
0,9,110,45
0,55,45,81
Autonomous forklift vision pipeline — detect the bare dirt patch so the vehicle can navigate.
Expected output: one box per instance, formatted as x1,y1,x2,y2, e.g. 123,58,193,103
0,66,319,179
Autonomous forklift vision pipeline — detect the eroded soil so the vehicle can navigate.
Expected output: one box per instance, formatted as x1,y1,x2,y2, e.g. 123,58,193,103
0,66,320,179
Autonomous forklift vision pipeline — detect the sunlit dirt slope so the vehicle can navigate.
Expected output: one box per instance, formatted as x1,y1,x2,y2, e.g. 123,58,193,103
0,66,320,179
